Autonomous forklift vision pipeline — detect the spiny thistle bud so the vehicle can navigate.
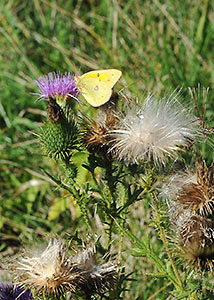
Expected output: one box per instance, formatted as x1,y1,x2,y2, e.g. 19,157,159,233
39,116,79,159
73,245,118,296
173,214,214,270
0,283,33,300
34,72,80,104
164,161,214,218
80,107,119,156
11,239,83,297
109,93,202,165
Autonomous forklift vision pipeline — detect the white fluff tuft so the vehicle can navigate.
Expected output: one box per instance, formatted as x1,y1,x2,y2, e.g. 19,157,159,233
109,93,201,165
12,239,81,296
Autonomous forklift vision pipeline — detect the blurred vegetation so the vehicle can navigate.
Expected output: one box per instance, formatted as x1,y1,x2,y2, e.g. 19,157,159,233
1,0,214,299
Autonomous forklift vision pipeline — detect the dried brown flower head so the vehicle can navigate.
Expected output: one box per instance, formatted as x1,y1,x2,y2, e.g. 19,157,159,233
174,214,214,270
81,107,119,155
72,245,118,295
10,239,118,298
165,161,214,218
163,161,214,270
11,239,83,297
177,161,214,216
83,118,108,152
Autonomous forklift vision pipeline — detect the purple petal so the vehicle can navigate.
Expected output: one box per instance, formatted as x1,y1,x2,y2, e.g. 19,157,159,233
0,283,34,300
34,72,80,101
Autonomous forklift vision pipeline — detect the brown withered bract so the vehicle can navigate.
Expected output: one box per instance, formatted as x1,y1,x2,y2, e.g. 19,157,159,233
176,161,214,216
84,119,107,150
176,215,214,270
47,98,66,123
164,160,214,270
81,107,119,156
72,245,118,296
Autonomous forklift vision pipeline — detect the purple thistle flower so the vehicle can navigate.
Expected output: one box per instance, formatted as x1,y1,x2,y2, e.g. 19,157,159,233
0,283,33,300
34,72,80,103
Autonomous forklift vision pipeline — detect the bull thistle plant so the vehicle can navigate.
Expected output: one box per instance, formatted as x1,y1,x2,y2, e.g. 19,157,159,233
2,70,214,300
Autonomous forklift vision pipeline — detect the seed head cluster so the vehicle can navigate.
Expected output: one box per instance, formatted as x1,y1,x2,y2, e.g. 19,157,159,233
163,161,214,269
11,239,118,298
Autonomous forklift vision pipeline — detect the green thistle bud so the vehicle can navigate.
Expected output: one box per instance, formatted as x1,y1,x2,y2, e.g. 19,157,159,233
39,117,79,159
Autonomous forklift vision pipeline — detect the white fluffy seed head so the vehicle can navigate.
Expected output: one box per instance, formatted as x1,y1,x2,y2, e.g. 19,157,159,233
12,239,82,296
11,240,118,297
109,93,202,165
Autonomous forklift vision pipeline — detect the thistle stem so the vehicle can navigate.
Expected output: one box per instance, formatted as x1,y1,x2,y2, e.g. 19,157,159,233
152,195,183,289
107,216,114,251
105,160,116,251
159,225,183,288
62,159,94,234
90,165,113,248
119,185,125,261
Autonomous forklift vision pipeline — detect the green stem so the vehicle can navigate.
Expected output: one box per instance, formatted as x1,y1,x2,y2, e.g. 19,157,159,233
107,214,114,251
105,159,116,251
62,159,94,234
91,170,106,202
91,168,112,250
90,157,121,251
159,225,183,288
152,195,183,289
119,185,125,261
118,220,124,262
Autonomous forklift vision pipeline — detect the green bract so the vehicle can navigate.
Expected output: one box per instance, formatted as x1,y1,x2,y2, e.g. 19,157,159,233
39,118,79,159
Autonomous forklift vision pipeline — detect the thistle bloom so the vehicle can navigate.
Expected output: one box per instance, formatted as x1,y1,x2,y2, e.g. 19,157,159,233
0,283,33,300
12,239,82,296
34,72,80,103
109,93,201,165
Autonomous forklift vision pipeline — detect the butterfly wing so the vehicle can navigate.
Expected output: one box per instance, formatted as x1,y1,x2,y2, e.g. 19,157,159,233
79,69,122,88
76,69,122,107
78,76,112,107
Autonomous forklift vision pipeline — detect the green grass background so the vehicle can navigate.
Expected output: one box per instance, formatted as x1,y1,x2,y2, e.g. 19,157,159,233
1,0,214,299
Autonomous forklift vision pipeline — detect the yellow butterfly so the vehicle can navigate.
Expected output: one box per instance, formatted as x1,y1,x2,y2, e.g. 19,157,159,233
75,69,122,107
